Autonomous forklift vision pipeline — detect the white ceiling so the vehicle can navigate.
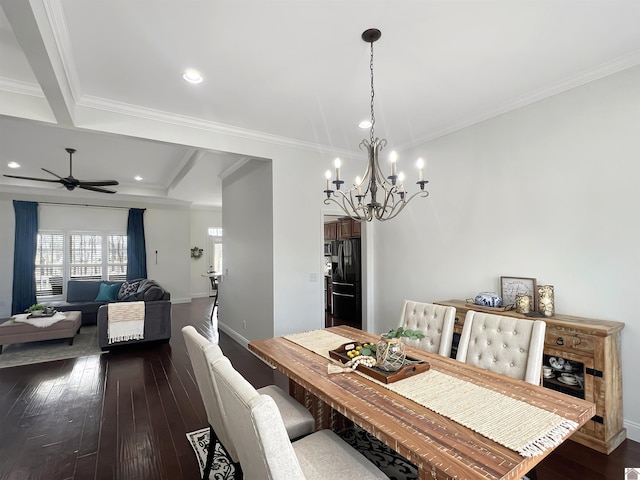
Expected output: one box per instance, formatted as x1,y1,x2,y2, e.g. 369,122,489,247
1,1,639,207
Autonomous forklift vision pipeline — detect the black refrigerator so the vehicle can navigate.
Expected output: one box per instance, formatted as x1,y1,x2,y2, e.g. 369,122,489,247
331,238,361,327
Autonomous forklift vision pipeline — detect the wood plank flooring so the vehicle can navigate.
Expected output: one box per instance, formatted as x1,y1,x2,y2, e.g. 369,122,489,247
0,297,637,479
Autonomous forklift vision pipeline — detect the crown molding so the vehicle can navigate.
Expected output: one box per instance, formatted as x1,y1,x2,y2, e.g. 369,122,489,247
42,0,82,104
398,49,640,150
0,77,44,97
76,94,358,158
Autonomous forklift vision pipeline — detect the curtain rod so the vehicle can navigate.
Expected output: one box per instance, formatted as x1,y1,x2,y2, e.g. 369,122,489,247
38,201,142,210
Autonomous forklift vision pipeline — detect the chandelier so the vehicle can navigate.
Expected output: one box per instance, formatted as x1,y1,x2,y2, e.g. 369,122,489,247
323,28,429,222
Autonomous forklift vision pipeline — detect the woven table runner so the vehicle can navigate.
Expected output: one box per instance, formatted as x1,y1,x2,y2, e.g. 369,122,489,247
284,330,353,358
284,329,578,457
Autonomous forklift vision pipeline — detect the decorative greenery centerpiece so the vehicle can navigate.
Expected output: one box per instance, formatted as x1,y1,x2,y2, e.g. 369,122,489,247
25,303,47,316
377,327,426,372
384,326,426,340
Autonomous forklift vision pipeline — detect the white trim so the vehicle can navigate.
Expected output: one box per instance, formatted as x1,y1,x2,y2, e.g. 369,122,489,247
625,418,640,443
217,321,249,348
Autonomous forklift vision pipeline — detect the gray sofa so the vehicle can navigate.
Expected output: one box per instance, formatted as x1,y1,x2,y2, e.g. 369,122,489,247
50,278,170,326
97,298,171,350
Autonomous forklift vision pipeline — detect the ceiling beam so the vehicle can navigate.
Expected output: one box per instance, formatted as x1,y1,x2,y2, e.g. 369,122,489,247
1,0,74,125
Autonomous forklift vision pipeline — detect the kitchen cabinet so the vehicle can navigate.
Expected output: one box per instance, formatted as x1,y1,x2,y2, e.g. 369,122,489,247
327,218,361,239
435,299,625,454
324,222,337,240
352,219,362,237
337,218,352,239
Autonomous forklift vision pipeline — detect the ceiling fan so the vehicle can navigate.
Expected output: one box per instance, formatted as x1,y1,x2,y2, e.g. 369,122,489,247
3,147,119,194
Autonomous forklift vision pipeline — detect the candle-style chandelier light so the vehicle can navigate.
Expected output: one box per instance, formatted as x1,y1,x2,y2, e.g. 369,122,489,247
323,28,429,222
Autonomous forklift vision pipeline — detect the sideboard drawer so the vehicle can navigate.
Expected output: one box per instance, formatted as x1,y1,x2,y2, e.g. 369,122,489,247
545,327,595,355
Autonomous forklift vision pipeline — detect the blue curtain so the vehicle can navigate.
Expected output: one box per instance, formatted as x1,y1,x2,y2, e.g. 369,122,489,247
127,208,147,280
12,201,38,315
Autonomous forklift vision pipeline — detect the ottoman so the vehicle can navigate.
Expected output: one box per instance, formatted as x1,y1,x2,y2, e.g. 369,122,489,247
0,311,82,354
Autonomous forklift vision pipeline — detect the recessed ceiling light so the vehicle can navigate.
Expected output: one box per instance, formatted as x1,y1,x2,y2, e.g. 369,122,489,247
7,162,20,168
359,120,372,129
182,69,203,84
134,175,143,181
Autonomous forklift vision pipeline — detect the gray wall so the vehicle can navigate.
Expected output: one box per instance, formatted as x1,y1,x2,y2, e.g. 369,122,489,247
373,65,640,442
221,159,274,342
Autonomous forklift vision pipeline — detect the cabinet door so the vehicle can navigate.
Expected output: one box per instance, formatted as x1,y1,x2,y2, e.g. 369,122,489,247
352,220,362,238
543,348,596,436
338,219,352,239
324,222,337,240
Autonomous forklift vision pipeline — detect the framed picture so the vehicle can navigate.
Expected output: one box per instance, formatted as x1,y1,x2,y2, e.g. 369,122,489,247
500,276,537,308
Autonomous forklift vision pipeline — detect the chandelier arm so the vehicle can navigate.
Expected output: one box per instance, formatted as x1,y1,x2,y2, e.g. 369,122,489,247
327,190,368,222
376,190,430,221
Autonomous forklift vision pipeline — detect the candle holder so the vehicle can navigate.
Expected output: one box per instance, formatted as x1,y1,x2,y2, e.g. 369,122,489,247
515,294,532,314
538,285,555,317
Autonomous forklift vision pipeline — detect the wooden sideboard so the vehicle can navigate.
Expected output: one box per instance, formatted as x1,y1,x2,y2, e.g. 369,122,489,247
435,299,626,454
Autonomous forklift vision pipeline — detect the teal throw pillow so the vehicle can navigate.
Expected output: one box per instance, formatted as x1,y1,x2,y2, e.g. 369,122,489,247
94,282,121,302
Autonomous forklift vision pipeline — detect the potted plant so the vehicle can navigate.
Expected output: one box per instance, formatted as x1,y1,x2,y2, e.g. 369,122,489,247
376,327,426,372
25,303,47,316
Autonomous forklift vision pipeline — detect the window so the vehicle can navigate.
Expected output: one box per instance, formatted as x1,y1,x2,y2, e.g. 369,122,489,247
208,227,223,273
35,233,64,296
35,231,127,297
107,235,127,281
69,234,102,281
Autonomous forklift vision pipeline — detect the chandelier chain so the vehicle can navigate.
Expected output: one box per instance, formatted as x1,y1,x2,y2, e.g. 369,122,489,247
369,40,375,145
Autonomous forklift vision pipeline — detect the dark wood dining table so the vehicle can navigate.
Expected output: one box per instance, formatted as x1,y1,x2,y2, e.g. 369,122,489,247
248,325,596,480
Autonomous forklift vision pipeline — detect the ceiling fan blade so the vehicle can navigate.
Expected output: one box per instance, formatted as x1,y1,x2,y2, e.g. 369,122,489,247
41,168,64,179
78,184,117,194
3,174,61,183
78,180,120,187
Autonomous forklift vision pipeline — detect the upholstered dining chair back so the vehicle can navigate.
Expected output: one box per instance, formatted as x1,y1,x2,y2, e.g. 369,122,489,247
211,355,304,479
181,326,239,464
211,356,387,480
398,300,456,357
455,311,546,385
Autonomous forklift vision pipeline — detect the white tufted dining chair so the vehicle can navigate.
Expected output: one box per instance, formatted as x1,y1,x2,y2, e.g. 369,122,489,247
397,300,456,357
182,326,315,480
210,354,388,480
455,311,546,385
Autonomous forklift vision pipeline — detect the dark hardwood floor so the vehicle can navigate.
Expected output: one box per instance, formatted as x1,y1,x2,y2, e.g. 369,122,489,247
0,297,637,479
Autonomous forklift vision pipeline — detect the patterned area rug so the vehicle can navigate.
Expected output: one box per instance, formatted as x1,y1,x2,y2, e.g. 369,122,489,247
186,426,418,480
0,325,102,369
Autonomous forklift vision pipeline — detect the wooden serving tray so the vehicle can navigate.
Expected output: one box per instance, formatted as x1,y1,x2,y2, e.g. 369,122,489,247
465,303,514,313
27,310,57,318
329,343,430,384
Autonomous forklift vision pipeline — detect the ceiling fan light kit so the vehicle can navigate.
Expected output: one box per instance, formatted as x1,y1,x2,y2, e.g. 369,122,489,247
3,147,119,194
323,28,430,222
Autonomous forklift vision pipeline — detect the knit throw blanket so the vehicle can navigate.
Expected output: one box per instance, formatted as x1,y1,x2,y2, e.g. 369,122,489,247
107,301,145,344
284,329,578,458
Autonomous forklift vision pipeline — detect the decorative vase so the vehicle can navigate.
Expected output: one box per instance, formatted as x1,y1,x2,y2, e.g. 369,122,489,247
515,294,532,314
376,335,406,372
538,285,555,317
473,292,503,308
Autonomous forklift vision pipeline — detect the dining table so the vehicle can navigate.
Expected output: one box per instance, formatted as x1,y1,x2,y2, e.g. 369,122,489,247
248,325,596,480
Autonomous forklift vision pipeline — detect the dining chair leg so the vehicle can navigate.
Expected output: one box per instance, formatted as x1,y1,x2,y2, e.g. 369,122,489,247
202,425,216,480
210,290,219,322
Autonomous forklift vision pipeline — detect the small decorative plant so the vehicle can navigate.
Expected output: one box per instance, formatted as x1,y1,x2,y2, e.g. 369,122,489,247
384,326,426,340
25,303,46,313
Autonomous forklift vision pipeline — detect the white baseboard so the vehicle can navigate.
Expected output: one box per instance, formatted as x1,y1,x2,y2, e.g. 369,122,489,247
171,297,192,304
625,418,640,443
218,322,249,348
191,292,210,299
